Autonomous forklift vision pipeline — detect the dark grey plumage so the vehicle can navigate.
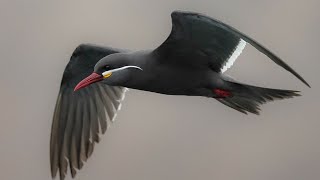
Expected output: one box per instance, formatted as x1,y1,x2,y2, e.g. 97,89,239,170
51,10,309,180
50,45,128,180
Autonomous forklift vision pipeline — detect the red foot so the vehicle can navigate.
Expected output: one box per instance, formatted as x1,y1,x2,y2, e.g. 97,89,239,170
213,88,232,98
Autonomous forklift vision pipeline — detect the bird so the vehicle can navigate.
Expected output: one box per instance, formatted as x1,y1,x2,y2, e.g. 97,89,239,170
50,10,310,180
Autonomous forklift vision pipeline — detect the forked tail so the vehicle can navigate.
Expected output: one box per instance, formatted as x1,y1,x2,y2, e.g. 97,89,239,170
216,79,300,115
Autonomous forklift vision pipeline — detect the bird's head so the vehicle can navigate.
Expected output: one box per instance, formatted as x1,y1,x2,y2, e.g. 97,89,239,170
74,53,143,91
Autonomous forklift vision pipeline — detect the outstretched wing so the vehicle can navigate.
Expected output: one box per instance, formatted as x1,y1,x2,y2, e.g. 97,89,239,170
50,44,128,180
153,11,310,87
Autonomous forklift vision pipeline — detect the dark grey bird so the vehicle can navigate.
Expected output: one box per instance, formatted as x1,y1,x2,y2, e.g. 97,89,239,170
50,11,310,180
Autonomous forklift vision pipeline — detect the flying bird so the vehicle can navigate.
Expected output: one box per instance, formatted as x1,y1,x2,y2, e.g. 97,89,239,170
50,11,310,180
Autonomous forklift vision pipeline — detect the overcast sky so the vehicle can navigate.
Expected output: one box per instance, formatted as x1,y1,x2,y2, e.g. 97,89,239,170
0,0,319,180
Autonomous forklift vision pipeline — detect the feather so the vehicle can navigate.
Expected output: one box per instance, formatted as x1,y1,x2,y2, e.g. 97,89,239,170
50,44,128,179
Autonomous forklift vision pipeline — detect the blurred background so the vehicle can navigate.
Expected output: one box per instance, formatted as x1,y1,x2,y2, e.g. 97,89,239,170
0,0,319,180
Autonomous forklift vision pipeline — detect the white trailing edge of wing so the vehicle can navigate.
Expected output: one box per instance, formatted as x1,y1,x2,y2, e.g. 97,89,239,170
221,39,246,73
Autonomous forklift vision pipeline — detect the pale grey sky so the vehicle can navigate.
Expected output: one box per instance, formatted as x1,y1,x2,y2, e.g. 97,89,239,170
0,0,319,180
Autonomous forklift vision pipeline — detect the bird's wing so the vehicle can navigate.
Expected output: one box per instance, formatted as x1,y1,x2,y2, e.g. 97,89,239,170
153,11,310,87
50,44,128,180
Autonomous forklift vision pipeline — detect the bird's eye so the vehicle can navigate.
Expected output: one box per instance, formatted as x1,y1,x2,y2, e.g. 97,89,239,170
104,65,110,70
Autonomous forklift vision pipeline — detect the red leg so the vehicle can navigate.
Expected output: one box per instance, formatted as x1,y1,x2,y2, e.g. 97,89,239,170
213,88,233,98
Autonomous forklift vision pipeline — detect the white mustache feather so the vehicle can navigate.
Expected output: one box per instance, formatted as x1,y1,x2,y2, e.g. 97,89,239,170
102,65,143,76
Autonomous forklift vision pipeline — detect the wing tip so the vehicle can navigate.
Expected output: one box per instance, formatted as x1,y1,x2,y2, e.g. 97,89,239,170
301,78,311,88
289,70,310,88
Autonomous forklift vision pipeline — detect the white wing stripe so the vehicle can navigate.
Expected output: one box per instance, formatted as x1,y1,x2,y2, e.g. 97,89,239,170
221,39,246,73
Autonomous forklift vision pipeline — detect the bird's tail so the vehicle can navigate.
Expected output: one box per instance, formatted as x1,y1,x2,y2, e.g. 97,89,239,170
216,79,300,115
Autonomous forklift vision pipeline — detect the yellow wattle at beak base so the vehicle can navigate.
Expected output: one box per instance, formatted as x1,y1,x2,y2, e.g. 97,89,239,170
103,72,112,78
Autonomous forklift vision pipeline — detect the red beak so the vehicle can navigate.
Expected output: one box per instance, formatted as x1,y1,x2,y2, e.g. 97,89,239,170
74,72,103,91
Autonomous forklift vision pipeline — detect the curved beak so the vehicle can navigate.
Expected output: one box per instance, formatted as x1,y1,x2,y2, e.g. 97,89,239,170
74,72,103,91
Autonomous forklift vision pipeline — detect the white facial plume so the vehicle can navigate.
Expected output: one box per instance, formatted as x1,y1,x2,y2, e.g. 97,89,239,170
102,65,143,77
